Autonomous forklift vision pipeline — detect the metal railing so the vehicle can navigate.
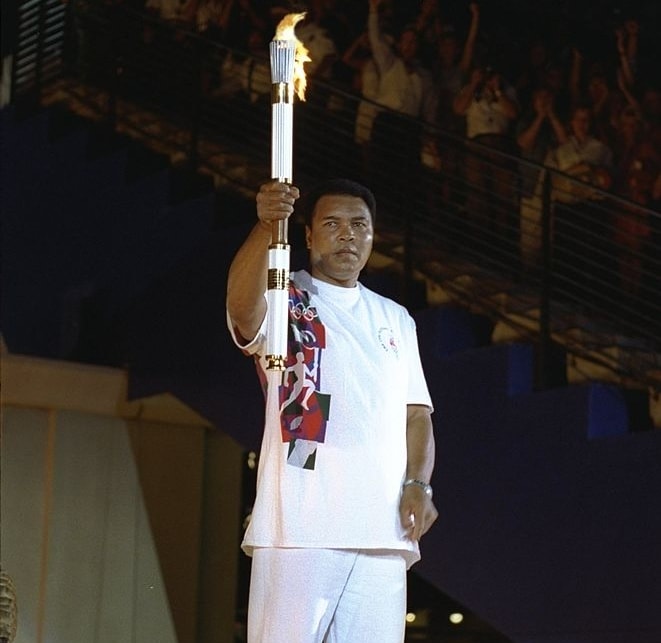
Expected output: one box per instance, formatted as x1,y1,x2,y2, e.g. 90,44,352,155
11,0,661,392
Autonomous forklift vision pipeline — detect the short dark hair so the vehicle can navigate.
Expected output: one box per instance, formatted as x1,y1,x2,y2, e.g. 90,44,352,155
298,178,377,227
571,102,592,119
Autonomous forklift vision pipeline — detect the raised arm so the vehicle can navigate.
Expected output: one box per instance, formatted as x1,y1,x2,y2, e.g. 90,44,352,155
517,90,567,152
459,2,480,74
399,404,438,541
517,110,546,153
342,31,371,73
226,181,299,343
453,67,483,115
616,66,641,116
367,0,396,75
615,24,636,89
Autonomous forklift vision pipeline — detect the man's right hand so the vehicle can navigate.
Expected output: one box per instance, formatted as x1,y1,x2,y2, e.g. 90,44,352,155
256,181,300,228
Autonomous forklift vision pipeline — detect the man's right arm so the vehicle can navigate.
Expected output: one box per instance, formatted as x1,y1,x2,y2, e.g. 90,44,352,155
226,181,299,344
367,0,394,75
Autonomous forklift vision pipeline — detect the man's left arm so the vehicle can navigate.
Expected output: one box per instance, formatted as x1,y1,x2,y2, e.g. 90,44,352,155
400,404,438,541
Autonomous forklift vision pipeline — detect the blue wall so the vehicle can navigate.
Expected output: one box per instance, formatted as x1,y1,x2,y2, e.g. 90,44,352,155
418,336,661,642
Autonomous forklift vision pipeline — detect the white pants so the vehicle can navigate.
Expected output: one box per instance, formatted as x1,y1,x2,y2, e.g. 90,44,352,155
247,548,407,643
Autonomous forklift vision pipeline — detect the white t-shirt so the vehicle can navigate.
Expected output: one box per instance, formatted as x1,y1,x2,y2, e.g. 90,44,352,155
465,86,518,139
228,270,433,568
547,135,613,172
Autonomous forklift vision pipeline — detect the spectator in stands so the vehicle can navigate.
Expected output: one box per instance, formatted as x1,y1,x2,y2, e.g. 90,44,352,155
453,64,519,141
431,3,479,135
612,150,658,300
145,0,192,23
422,3,479,210
201,22,269,158
355,0,435,210
612,105,646,193
298,0,360,115
354,0,435,142
296,1,340,84
516,86,568,270
609,82,660,299
309,0,358,56
514,38,552,111
614,18,640,89
189,0,269,95
545,104,613,202
341,30,373,95
192,0,230,38
567,26,635,150
453,61,519,259
290,5,349,179
545,104,614,307
341,27,381,180
347,30,380,153
587,67,621,146
412,0,443,68
189,0,268,48
215,27,270,104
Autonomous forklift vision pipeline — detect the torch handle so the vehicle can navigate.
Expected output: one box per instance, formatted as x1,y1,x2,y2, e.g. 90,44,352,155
271,218,288,246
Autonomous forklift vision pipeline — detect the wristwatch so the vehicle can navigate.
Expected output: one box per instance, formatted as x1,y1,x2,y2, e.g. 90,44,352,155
403,479,433,498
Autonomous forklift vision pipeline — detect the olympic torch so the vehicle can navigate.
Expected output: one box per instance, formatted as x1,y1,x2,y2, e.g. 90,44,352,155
266,13,309,371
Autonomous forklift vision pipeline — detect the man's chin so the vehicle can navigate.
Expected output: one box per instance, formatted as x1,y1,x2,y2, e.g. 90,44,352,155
333,256,366,275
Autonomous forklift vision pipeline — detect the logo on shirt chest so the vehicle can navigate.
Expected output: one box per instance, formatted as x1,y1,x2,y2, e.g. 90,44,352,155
377,327,399,357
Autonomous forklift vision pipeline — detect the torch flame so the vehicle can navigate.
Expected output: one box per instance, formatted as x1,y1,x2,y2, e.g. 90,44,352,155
274,12,311,101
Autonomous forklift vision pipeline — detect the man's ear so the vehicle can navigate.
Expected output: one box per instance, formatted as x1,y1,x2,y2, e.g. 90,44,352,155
305,225,312,249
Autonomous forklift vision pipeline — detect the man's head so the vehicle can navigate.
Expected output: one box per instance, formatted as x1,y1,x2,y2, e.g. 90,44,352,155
437,34,459,65
300,179,376,288
397,27,419,64
569,105,592,141
587,71,609,104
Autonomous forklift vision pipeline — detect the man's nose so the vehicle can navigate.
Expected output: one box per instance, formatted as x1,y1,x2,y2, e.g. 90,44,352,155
338,223,354,240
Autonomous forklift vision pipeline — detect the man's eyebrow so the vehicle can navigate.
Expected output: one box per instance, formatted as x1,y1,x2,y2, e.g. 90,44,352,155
319,212,370,221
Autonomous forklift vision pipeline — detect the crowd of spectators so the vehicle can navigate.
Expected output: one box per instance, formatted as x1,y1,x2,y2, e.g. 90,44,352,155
60,0,660,298
63,0,661,200
125,2,658,188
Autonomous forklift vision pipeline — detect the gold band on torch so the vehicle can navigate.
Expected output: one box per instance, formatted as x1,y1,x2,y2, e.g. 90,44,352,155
266,13,309,371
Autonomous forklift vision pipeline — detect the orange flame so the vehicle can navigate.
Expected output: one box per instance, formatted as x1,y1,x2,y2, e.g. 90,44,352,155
274,12,311,101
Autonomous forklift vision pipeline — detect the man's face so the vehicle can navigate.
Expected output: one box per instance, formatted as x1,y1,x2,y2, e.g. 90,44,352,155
438,37,458,63
588,76,608,103
398,29,418,63
305,194,374,288
571,108,591,140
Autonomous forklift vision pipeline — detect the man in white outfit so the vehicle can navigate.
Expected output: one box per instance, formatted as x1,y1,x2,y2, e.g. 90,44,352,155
226,178,437,643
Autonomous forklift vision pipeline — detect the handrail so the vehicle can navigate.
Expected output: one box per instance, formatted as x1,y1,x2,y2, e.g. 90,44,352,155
11,1,661,392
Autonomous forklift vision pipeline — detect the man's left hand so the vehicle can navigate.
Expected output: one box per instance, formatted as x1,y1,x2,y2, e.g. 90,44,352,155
399,485,438,541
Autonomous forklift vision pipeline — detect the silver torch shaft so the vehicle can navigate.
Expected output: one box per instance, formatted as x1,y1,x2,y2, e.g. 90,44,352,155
266,37,296,371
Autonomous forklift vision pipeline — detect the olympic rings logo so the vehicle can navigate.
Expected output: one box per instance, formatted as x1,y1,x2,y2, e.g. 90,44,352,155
290,301,318,322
